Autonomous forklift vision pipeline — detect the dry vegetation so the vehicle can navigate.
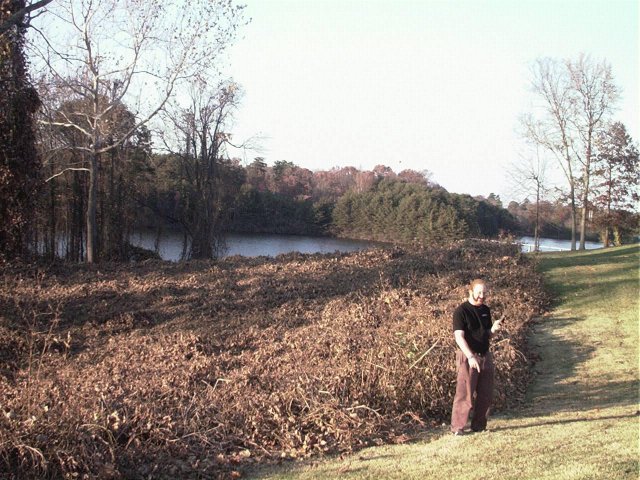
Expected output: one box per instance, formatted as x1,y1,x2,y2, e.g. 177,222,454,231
0,240,548,479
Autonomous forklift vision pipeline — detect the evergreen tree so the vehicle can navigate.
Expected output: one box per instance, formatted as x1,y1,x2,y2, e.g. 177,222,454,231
592,122,639,246
332,179,477,244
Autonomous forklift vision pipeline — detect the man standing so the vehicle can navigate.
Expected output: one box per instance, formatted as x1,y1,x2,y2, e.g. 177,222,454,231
450,279,502,435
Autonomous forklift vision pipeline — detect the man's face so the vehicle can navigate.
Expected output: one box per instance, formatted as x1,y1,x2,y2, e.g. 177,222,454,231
469,283,486,306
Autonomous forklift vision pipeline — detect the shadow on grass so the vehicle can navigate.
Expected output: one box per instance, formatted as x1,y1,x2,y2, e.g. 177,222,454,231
514,315,638,419
537,244,639,273
354,454,397,462
491,412,639,432
546,279,639,314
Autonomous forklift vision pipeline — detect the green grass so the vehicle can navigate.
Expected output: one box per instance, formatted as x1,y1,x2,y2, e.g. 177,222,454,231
246,244,640,480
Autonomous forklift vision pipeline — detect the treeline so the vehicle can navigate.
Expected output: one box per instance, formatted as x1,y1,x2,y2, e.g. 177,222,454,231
31,126,632,264
137,157,331,240
332,180,516,243
507,199,581,241
13,81,616,262
506,198,638,244
32,139,522,261
135,157,518,247
22,96,552,258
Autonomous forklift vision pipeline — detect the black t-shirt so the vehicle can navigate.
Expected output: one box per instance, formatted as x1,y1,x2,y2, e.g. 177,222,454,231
452,301,492,354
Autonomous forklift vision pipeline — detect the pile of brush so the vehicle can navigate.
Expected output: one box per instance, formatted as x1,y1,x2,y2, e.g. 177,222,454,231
0,240,548,478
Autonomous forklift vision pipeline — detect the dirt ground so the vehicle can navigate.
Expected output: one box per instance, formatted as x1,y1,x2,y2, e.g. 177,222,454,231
0,240,548,479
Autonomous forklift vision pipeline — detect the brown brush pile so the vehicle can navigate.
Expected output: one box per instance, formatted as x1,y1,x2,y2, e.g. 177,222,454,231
0,240,548,479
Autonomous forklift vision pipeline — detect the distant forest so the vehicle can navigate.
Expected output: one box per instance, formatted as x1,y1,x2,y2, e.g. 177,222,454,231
33,141,600,261
136,157,589,244
142,159,519,243
14,90,598,262
32,146,584,261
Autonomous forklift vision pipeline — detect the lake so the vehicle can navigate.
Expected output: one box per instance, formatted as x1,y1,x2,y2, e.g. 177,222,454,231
130,231,603,261
519,235,603,252
130,231,383,261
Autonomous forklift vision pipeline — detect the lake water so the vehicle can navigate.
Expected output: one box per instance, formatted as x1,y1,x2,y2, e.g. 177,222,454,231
519,236,603,252
130,231,382,261
130,231,602,261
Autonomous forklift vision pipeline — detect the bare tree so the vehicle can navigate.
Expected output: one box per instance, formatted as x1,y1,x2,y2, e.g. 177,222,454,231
522,55,619,250
508,146,550,252
30,0,245,262
566,54,619,249
159,81,244,259
522,58,579,250
0,0,52,37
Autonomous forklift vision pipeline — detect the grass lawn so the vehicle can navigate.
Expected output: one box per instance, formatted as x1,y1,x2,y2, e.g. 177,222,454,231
247,244,640,480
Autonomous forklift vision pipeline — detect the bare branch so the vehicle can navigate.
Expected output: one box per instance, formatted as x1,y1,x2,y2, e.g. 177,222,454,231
45,167,90,182
0,0,54,37
37,119,92,138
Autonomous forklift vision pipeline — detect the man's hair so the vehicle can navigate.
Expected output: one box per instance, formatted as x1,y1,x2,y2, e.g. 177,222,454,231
469,278,486,290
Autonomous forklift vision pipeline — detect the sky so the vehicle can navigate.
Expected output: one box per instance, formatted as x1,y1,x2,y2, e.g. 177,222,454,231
223,0,639,203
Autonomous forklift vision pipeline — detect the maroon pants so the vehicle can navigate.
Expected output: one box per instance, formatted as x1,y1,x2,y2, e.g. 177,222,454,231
450,350,494,433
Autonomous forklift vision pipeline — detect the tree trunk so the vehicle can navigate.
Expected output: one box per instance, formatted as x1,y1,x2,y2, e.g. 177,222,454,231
604,174,612,248
86,153,98,263
69,169,84,262
77,171,85,261
569,186,577,251
48,162,56,258
579,147,592,250
613,227,622,246
579,200,588,250
534,183,540,252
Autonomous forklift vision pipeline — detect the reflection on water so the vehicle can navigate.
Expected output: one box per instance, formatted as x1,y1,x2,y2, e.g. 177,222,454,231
129,231,604,261
223,233,381,257
129,231,380,261
519,236,603,252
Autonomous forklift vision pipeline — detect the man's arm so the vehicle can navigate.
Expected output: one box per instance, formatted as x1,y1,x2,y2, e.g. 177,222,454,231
454,330,481,372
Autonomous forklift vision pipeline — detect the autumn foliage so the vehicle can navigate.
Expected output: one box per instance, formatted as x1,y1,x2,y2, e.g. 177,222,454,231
0,241,548,478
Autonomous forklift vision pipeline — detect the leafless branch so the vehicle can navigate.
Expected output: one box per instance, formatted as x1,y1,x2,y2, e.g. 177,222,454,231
45,167,90,182
0,0,54,37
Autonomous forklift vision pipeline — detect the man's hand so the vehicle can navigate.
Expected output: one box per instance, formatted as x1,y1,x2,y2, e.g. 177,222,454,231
468,355,481,372
491,315,505,334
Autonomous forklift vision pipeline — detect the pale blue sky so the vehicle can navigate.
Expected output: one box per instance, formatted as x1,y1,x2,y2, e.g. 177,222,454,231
225,0,639,202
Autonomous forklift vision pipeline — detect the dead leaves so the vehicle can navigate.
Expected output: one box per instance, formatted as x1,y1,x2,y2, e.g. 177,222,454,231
0,240,547,478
